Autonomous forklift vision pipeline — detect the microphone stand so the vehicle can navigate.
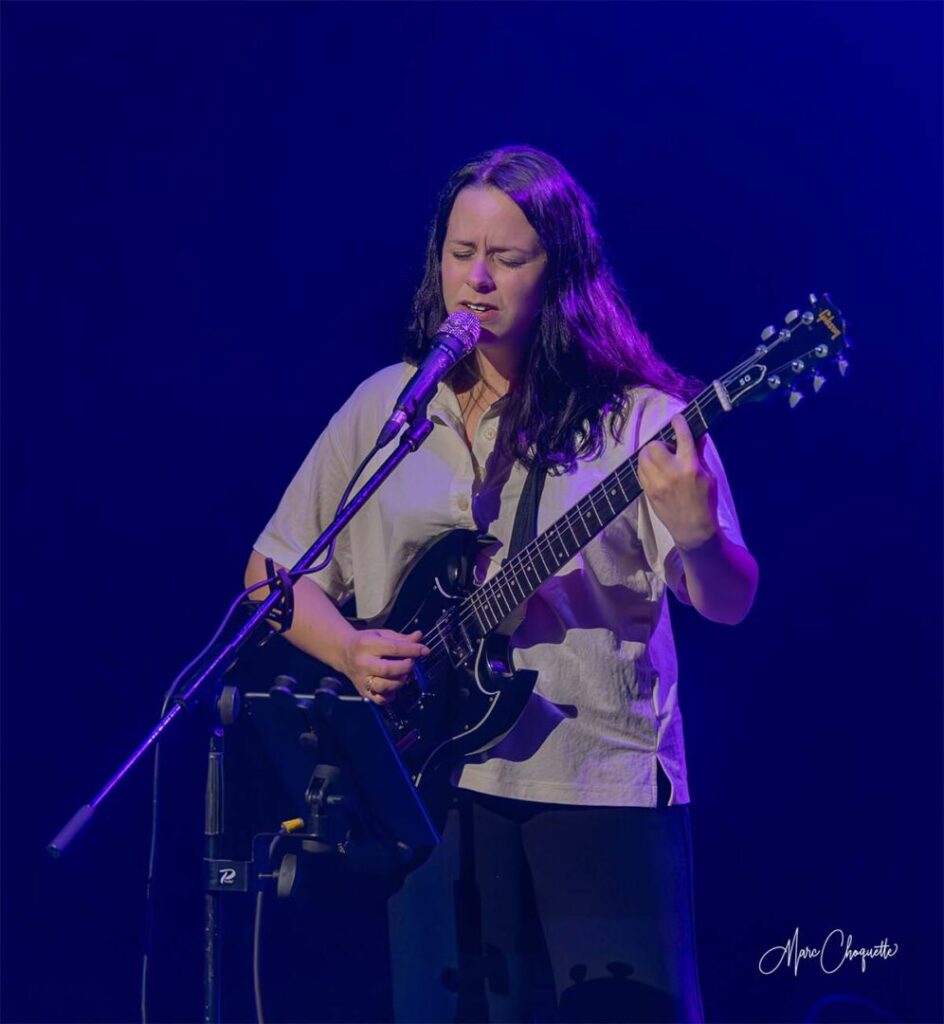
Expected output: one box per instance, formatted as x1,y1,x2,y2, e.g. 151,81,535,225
46,414,436,1018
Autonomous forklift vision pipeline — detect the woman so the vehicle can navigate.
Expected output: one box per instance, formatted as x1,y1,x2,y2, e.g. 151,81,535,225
246,145,758,1022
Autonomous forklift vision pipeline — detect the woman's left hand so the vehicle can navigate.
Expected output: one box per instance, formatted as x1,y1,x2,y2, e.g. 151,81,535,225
637,413,719,552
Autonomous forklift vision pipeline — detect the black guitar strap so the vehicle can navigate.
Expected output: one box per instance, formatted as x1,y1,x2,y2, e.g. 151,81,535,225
507,459,547,561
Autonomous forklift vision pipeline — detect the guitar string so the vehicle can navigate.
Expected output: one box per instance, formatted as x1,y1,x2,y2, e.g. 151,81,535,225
414,385,723,665
441,333,826,642
397,335,829,673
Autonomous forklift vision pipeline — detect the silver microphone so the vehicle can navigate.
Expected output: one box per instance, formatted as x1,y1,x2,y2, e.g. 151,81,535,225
375,310,481,447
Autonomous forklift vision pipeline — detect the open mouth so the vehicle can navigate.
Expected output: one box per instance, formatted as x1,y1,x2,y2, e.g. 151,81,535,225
462,302,497,313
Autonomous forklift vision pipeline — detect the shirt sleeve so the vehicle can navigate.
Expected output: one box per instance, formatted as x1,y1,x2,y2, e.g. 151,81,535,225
632,391,746,605
253,411,356,605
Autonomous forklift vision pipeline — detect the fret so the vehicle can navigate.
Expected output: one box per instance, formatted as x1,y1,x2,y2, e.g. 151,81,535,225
622,459,640,490
486,591,504,626
692,403,708,433
471,592,494,632
454,392,721,638
523,552,542,588
549,525,571,566
504,576,520,609
485,595,501,631
507,572,526,605
469,597,487,633
565,514,582,549
471,590,491,631
483,585,501,620
602,479,618,512
573,505,597,540
535,542,552,576
584,491,604,529
512,552,530,590
615,469,632,504
565,508,588,547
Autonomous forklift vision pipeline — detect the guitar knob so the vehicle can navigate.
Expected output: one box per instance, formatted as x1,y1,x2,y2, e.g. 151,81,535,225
790,359,806,373
784,309,800,324
812,371,826,393
761,325,776,342
768,374,782,390
837,354,850,377
788,388,804,409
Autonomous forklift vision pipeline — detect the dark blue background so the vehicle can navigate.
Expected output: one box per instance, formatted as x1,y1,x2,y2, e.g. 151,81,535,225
2,3,941,1022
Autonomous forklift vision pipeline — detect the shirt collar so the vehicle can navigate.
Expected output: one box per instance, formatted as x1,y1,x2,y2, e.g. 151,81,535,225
426,377,510,425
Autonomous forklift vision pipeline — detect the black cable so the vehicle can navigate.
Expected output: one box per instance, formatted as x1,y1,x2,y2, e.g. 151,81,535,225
253,891,266,1024
140,580,274,1023
140,436,382,1022
254,830,290,1024
293,440,381,579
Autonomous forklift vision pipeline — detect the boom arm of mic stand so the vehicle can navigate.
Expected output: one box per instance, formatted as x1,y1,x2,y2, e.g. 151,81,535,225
46,416,435,857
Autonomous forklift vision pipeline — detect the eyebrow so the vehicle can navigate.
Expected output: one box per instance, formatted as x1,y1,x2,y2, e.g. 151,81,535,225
447,239,531,254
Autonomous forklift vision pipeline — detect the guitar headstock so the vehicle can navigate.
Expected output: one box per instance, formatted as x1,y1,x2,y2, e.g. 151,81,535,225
720,293,850,410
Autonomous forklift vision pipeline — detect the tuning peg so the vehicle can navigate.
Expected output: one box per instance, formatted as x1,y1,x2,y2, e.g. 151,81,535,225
784,309,800,325
788,388,804,409
837,354,850,377
812,371,826,393
809,292,819,305
761,325,776,342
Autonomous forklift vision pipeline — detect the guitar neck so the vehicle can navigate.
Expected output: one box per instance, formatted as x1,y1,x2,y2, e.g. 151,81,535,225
461,382,731,634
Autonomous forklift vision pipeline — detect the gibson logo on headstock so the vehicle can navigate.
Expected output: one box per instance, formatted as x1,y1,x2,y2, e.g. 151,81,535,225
816,308,842,340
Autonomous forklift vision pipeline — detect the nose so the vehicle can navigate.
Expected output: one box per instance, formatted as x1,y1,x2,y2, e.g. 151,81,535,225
466,257,495,293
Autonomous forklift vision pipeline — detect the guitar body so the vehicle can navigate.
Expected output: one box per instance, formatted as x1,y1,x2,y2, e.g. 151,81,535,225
356,528,538,787
344,293,848,793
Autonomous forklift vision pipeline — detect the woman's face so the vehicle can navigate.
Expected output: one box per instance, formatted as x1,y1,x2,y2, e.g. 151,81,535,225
441,186,548,366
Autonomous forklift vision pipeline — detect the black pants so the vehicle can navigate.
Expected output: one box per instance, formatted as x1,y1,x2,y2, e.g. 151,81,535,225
387,768,705,1023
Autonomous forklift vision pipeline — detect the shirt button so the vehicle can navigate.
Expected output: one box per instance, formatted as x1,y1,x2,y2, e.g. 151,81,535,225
484,426,496,441
457,495,470,511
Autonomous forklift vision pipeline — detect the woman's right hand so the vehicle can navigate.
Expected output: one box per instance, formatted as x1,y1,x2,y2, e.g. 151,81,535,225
339,628,430,705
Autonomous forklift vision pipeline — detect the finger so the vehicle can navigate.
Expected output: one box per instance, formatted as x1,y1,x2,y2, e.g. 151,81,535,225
370,631,430,657
364,684,397,706
364,673,409,705
671,414,695,464
369,656,416,678
640,439,672,471
635,452,652,490
377,628,425,643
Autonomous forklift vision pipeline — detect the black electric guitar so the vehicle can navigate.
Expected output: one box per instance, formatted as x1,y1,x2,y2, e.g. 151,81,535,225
354,293,849,786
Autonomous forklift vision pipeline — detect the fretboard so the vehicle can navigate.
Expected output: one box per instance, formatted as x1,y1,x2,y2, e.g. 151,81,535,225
461,382,730,635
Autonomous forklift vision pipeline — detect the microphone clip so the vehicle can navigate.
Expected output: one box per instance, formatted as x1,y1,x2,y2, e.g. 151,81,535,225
263,557,295,634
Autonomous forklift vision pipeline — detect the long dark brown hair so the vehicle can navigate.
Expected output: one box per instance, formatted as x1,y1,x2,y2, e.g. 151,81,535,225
405,145,699,472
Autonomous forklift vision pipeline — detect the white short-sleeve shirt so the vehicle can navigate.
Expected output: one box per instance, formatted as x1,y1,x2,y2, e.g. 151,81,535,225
254,362,745,807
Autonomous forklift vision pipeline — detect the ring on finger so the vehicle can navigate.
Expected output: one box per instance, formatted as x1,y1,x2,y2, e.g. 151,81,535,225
365,675,375,695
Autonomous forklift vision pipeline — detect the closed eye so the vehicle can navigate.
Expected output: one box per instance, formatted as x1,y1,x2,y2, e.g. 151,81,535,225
449,251,526,268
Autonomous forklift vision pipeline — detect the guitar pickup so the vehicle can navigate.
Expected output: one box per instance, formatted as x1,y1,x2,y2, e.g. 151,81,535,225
445,622,474,668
